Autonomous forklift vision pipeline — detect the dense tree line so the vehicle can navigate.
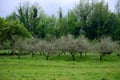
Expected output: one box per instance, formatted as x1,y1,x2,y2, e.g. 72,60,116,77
1,0,120,40
0,0,120,60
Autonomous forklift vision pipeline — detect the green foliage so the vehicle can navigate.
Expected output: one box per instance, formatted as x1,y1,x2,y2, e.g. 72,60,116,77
115,0,120,16
16,2,40,36
1,0,120,60
7,20,32,38
1,1,120,79
58,7,62,19
112,16,120,40
6,12,17,21
0,17,32,51
35,15,57,39
84,0,110,39
74,0,91,24
3,1,120,40
0,17,8,41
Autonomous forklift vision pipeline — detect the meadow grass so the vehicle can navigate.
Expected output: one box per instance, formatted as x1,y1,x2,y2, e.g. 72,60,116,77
0,53,120,80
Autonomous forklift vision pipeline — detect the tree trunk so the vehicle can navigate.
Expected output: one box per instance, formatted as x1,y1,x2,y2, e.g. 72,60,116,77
100,54,103,60
70,53,75,60
46,55,49,60
11,50,15,55
32,52,35,57
72,55,75,60
46,53,49,60
80,52,82,57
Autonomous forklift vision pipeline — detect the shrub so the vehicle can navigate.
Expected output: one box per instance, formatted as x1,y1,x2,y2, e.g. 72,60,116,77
27,38,40,57
93,37,119,60
37,40,56,60
53,35,92,60
74,36,91,57
14,38,29,58
65,35,76,60
14,37,40,58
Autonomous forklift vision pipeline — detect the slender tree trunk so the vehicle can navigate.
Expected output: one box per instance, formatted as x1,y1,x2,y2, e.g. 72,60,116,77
70,53,75,60
100,54,103,60
72,54,75,60
46,55,49,60
80,52,82,57
11,49,15,55
32,51,35,57
46,53,49,60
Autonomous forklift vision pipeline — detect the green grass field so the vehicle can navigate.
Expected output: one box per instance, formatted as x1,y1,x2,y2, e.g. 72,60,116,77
0,53,120,80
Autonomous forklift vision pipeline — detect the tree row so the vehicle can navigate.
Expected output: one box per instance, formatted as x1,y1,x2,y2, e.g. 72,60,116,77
0,35,120,60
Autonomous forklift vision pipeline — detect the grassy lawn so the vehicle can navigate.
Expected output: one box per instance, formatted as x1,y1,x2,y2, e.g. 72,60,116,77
0,53,120,80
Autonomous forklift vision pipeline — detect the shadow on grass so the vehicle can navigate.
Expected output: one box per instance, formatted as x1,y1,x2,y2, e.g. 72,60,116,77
0,52,119,63
42,53,120,63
